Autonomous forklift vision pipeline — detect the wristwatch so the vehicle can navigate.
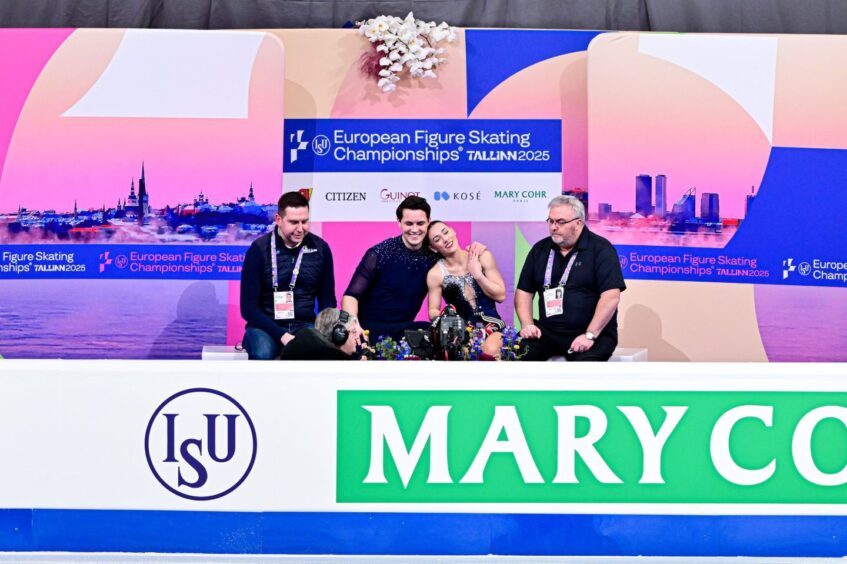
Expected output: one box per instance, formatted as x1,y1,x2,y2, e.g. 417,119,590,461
584,331,596,341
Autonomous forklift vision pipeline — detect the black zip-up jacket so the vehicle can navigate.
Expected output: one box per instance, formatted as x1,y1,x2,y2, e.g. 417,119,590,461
240,230,336,340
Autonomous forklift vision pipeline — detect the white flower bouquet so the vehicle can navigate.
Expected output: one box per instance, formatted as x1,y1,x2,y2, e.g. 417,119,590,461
358,12,457,92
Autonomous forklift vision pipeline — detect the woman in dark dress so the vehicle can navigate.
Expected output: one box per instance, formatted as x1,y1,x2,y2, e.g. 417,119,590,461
425,220,506,358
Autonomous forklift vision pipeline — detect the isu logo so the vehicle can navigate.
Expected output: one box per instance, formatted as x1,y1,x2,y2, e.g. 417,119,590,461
312,135,331,156
145,388,257,501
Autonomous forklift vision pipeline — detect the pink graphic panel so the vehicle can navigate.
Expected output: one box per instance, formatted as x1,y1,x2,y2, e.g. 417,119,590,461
0,28,74,183
1,31,284,213
588,34,771,232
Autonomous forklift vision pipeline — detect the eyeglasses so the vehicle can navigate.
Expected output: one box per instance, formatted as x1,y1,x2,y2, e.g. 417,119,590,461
546,217,581,227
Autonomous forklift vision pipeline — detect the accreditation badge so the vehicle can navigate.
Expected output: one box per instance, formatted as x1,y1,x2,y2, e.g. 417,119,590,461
543,287,564,317
273,291,295,320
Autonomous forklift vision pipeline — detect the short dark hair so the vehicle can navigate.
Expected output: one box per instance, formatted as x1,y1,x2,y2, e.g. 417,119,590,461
278,191,309,216
395,195,431,221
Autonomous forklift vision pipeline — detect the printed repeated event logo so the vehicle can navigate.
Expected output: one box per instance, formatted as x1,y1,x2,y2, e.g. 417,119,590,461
289,130,332,163
380,189,422,203
433,190,482,202
783,257,846,283
783,258,797,279
145,388,257,501
289,130,309,163
325,191,367,202
494,189,550,203
312,134,331,156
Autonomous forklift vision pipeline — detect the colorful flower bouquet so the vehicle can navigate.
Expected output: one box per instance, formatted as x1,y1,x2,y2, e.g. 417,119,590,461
367,325,525,361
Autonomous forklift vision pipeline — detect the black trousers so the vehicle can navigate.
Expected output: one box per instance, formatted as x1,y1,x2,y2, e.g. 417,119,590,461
520,324,616,362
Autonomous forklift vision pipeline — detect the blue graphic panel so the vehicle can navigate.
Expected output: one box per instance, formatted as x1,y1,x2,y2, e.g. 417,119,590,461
465,30,602,116
0,244,247,280
284,119,562,173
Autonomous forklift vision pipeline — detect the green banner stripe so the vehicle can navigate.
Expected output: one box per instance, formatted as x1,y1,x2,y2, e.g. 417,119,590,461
337,391,847,503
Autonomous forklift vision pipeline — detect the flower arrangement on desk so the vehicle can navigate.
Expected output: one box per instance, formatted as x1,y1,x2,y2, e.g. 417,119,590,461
372,335,415,360
357,12,457,92
369,326,525,361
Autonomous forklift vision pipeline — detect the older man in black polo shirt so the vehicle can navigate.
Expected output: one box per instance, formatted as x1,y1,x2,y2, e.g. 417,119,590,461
516,195,625,361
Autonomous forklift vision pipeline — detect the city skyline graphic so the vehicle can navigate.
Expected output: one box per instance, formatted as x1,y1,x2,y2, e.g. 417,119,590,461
579,172,758,248
1,163,276,244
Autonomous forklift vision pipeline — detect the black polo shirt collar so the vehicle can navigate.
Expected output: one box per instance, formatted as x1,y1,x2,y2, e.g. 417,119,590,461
575,225,590,251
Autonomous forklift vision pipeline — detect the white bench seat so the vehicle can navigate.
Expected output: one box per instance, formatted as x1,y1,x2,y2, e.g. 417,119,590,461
201,345,248,360
203,345,648,362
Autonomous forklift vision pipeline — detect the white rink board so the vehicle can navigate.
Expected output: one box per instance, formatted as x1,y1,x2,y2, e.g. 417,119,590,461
1,360,847,514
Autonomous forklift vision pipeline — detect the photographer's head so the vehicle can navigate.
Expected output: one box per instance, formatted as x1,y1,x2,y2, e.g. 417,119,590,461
396,196,430,250
275,191,310,248
315,308,360,355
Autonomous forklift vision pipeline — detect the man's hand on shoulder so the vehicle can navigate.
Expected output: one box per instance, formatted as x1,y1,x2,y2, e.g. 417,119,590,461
466,241,487,255
520,324,542,339
281,333,295,346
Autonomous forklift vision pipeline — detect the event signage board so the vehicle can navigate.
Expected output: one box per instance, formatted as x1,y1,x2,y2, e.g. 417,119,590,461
283,119,562,173
0,244,246,280
1,360,847,556
283,118,562,222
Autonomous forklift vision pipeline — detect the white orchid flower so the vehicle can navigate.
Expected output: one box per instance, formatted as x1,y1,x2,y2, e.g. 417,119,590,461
360,13,454,93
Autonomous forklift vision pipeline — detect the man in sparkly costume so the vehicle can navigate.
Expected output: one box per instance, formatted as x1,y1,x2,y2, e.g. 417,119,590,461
341,196,438,341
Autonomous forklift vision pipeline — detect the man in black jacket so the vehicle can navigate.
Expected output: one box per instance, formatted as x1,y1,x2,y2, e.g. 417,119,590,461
240,192,336,359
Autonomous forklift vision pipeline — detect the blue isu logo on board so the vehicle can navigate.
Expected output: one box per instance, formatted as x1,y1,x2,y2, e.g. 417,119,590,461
284,119,562,173
144,388,257,501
